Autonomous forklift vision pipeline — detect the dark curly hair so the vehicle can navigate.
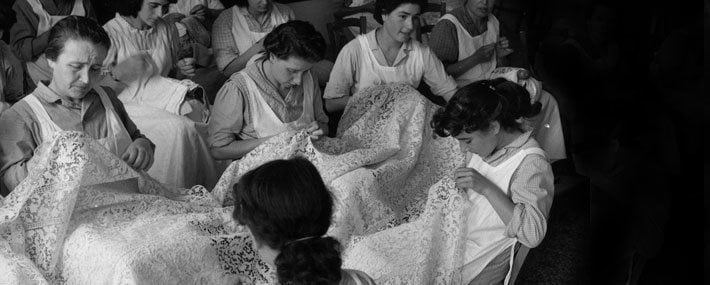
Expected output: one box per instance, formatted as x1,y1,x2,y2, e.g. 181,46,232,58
115,0,177,18
45,16,111,61
233,157,342,285
261,20,326,63
374,0,426,24
432,78,542,137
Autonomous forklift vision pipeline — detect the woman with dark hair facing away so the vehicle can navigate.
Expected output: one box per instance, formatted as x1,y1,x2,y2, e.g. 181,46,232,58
9,0,97,84
212,0,294,77
208,20,329,161
0,16,154,192
431,78,553,284
323,0,458,114
233,157,376,285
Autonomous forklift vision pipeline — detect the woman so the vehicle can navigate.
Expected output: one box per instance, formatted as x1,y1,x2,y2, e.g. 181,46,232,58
0,16,154,192
100,0,221,189
234,157,376,285
429,0,512,87
323,0,458,114
343,78,553,284
212,0,294,77
9,0,97,84
208,20,329,161
103,0,195,80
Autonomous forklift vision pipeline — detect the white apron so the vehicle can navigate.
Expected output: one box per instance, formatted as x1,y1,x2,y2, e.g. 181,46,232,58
23,88,132,156
25,0,85,83
439,14,498,87
353,35,424,95
462,147,546,284
240,70,315,138
230,4,289,55
104,14,173,77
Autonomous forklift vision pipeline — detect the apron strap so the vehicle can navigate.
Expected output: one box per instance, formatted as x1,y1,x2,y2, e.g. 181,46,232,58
24,94,62,142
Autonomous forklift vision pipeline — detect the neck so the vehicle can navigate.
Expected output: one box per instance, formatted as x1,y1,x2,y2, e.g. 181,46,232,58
247,5,266,19
47,81,83,105
261,59,284,91
465,5,487,26
375,28,403,52
122,15,149,30
495,130,523,152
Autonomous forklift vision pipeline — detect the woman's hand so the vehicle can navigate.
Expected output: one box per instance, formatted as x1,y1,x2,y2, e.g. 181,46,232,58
496,36,513,57
305,121,325,140
454,166,498,196
177,57,197,77
189,4,207,22
121,138,155,171
472,43,496,63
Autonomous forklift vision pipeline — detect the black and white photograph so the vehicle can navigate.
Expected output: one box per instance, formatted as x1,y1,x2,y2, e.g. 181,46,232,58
0,0,704,283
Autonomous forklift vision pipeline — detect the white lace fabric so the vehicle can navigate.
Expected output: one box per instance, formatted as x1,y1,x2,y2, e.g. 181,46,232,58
2,83,470,284
211,83,469,283
0,132,273,284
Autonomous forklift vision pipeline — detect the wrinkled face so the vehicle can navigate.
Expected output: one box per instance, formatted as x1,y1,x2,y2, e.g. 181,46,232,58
47,39,107,101
454,122,499,158
465,0,496,18
247,0,272,14
137,0,170,27
381,3,421,43
268,55,315,89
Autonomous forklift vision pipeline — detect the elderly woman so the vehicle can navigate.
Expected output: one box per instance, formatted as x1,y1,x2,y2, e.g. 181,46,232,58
212,0,294,77
9,0,97,84
208,20,328,161
323,0,458,114
0,16,154,192
429,0,512,87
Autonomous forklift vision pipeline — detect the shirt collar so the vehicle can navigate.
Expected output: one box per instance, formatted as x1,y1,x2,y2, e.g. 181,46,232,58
33,81,98,110
486,130,534,162
366,28,413,53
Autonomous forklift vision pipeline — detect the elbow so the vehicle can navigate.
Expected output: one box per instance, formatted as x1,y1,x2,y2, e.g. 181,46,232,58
209,147,227,160
518,221,548,248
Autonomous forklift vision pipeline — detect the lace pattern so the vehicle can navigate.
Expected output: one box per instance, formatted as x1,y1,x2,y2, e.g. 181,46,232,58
0,132,273,284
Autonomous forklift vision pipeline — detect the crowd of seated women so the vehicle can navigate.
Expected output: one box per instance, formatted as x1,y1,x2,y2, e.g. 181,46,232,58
0,0,569,283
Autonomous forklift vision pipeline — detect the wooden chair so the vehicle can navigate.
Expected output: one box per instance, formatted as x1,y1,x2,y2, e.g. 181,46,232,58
414,1,447,42
326,1,376,60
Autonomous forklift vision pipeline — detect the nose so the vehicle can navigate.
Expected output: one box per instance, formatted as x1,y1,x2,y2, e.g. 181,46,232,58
78,67,90,84
156,6,165,17
404,17,414,30
290,74,302,86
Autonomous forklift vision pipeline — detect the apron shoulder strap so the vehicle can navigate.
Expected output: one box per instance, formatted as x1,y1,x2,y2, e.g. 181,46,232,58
24,94,62,141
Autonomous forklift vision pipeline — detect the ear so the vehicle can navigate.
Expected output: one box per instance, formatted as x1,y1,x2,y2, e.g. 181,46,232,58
47,56,57,70
489,121,501,135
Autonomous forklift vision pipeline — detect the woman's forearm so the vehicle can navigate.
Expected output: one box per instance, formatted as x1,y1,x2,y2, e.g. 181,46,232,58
445,54,485,78
209,137,271,160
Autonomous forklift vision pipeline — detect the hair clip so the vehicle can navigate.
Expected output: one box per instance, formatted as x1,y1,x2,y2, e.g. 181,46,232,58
488,85,496,91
